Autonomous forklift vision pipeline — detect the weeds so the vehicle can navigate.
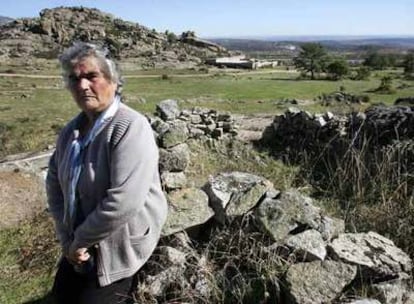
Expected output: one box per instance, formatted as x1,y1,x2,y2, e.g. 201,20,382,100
301,132,414,260
136,216,287,303
0,212,59,303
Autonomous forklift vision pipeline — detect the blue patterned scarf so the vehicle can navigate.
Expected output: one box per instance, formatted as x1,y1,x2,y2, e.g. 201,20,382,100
64,95,120,231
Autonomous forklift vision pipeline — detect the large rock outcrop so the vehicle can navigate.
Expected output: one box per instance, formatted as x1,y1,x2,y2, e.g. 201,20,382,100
0,7,228,67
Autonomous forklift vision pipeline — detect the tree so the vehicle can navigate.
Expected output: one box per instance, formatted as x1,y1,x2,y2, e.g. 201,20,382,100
375,75,395,94
363,51,388,70
326,59,349,80
294,43,328,79
353,66,371,80
403,51,414,78
166,31,177,43
180,31,196,39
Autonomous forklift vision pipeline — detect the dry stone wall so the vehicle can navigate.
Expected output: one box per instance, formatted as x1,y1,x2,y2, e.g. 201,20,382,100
1,101,413,303
151,99,238,192
261,105,414,160
142,172,413,304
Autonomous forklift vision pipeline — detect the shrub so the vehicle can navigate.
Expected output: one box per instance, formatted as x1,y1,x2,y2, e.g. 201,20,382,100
166,32,178,44
353,66,371,80
374,75,395,94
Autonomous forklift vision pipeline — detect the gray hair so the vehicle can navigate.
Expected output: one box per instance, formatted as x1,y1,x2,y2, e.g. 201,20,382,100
59,42,123,94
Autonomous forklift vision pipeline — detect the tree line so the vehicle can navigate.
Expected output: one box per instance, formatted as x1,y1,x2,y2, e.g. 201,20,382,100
294,43,414,80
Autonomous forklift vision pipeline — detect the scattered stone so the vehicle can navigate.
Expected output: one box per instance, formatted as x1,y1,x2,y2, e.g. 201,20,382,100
284,260,357,304
0,7,227,68
161,171,187,191
156,99,181,121
159,143,191,172
163,188,213,236
255,189,322,242
319,215,345,241
160,120,189,148
370,273,412,304
284,229,327,261
203,171,273,224
329,232,412,280
338,299,381,304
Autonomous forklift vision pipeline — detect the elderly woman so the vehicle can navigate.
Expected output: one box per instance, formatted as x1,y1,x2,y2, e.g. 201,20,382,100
46,42,168,304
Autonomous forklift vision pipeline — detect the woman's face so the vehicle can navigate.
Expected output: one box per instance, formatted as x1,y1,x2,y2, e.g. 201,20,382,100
68,56,117,120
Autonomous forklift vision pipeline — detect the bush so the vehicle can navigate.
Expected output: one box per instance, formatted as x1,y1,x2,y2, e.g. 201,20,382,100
166,32,178,44
326,59,349,80
374,75,395,94
353,66,371,80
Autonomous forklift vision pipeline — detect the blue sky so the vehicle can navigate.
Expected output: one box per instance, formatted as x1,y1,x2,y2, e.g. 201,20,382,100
1,0,413,37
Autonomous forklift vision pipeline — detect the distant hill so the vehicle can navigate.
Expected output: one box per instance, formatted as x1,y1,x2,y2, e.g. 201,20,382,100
0,16,13,25
210,37,414,52
0,7,228,68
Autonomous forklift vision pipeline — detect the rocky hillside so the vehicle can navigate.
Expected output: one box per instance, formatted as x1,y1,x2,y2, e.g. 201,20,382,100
0,16,14,25
0,7,228,68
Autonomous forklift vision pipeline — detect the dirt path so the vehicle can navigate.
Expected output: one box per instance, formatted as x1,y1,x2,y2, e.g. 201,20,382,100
0,170,46,229
234,113,274,141
0,68,296,79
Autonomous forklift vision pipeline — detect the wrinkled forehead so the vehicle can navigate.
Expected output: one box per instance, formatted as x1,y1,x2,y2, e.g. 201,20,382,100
69,55,112,80
70,55,99,70
70,56,100,73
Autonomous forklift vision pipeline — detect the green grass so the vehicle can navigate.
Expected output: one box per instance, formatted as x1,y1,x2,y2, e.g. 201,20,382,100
1,68,413,157
186,138,300,190
0,213,59,303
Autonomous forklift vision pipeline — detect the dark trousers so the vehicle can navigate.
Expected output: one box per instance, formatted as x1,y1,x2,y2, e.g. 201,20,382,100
52,258,136,304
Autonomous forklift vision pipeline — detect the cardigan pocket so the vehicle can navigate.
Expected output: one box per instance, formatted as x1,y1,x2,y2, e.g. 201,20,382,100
129,226,157,262
129,226,151,244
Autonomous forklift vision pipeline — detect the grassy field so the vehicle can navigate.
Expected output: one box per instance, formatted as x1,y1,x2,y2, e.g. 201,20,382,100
0,213,59,304
1,66,413,158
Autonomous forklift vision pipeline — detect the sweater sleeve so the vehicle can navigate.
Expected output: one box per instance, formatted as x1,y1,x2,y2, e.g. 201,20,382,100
71,116,159,249
46,150,71,253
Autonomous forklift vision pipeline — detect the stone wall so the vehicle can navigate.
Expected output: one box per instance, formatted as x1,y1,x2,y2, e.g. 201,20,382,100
1,102,413,303
141,171,413,304
151,99,238,192
261,105,414,162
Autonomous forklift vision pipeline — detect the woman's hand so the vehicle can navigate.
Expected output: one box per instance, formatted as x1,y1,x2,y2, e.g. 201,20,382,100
66,247,90,265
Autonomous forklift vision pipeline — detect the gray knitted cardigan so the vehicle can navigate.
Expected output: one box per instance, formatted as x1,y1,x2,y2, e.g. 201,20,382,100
46,103,168,286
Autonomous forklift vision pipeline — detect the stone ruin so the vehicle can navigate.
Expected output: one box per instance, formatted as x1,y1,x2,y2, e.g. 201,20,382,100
1,101,413,303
